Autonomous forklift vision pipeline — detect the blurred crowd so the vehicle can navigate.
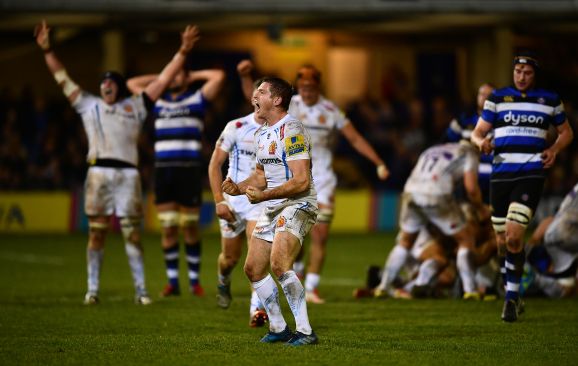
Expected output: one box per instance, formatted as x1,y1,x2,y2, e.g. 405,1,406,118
2,80,578,197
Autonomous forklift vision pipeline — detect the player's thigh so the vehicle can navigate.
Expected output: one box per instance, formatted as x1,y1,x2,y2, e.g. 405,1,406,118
221,235,244,260
271,231,303,272
399,193,426,234
114,168,143,217
84,167,114,216
245,236,272,278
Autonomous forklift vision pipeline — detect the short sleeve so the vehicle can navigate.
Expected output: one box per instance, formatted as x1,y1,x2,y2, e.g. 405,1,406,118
480,93,498,124
217,122,237,153
72,92,98,114
552,95,567,126
283,120,310,161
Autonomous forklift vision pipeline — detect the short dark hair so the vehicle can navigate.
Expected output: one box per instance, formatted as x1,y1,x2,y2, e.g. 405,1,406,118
257,77,293,111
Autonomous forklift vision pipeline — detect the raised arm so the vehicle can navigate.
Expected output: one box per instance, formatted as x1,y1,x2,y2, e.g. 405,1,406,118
187,69,225,102
126,74,158,95
340,121,389,180
143,25,200,102
35,20,81,104
237,59,255,103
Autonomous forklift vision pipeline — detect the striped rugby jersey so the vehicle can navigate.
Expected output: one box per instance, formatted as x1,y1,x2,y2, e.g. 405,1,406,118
151,89,207,167
446,112,493,189
481,86,566,180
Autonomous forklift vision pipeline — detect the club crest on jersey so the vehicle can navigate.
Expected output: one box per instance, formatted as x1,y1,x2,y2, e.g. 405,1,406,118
269,141,277,155
285,134,307,156
503,96,514,102
236,121,243,128
537,97,545,105
318,115,326,124
276,216,286,228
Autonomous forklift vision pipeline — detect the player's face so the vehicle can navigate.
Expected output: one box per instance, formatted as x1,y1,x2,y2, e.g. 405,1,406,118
168,69,187,93
253,82,275,121
100,78,119,105
477,84,494,110
513,64,535,92
298,81,320,106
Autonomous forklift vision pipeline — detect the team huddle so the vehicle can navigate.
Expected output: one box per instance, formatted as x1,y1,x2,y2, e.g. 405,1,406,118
35,20,576,346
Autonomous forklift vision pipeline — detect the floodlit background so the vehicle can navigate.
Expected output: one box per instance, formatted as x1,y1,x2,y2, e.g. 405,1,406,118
1,0,578,233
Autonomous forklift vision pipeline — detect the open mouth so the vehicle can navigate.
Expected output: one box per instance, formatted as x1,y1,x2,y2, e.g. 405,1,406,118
103,88,114,96
253,100,260,112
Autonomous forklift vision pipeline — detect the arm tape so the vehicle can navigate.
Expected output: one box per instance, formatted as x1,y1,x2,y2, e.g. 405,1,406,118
53,69,79,97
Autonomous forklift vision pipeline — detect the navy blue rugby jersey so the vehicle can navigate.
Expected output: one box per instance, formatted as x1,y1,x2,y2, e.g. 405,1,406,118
151,89,208,167
481,86,566,180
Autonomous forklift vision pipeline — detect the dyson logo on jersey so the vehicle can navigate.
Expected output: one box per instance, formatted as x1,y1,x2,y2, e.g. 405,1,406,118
503,111,544,125
159,107,190,118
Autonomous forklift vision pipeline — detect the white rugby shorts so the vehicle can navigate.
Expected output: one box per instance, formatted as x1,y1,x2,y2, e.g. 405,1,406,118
399,192,466,236
252,198,318,244
84,166,143,217
218,194,264,238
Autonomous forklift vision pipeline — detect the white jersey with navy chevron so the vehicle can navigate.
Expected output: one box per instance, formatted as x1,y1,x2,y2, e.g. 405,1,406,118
481,86,566,180
404,143,479,198
152,89,207,167
72,92,148,166
255,113,316,206
216,113,261,183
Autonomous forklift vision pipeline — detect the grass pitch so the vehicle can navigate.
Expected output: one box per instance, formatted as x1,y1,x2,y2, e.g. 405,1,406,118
0,232,577,365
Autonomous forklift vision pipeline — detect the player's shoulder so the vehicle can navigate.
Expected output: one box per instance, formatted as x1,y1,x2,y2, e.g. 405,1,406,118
318,96,339,112
283,114,306,134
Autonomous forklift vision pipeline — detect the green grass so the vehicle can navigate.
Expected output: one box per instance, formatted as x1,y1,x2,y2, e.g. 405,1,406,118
0,232,577,365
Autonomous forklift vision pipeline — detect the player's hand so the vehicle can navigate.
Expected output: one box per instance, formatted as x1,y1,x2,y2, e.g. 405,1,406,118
237,60,253,76
215,201,236,222
179,25,200,54
222,177,241,196
376,164,390,180
541,148,557,169
245,186,264,203
34,20,51,51
479,136,493,155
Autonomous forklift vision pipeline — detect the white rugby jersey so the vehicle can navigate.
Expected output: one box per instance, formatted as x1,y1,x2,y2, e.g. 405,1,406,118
73,92,148,166
404,143,479,197
288,94,348,176
216,113,261,183
255,113,316,205
557,182,578,216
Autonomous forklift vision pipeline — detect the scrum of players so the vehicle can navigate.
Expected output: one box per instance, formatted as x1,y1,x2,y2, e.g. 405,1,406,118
36,18,576,339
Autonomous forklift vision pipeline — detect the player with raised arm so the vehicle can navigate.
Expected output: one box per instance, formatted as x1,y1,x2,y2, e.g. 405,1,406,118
208,59,267,326
471,52,573,321
127,47,225,298
222,77,319,346
35,20,200,305
288,65,389,304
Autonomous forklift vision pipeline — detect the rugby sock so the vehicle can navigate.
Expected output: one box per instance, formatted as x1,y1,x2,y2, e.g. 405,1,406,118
378,244,409,290
279,270,312,335
185,242,201,287
457,248,477,294
249,290,263,314
163,244,180,287
125,243,146,294
87,248,103,294
505,250,525,301
304,272,320,292
415,259,440,286
252,274,287,333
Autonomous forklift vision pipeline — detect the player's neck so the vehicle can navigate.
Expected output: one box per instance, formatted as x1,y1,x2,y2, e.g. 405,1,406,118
266,110,288,127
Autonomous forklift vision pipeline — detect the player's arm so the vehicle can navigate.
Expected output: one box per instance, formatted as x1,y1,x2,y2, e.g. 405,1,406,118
143,25,200,102
126,74,158,95
208,147,236,222
34,20,81,104
471,117,493,155
237,59,255,103
187,69,225,102
222,164,266,196
246,159,311,204
340,121,389,180
542,120,573,168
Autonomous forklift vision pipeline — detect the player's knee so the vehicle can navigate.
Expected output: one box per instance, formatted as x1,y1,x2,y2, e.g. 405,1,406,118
270,260,287,278
506,202,533,228
120,217,141,244
88,222,108,249
223,252,240,268
491,216,506,235
244,261,260,282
